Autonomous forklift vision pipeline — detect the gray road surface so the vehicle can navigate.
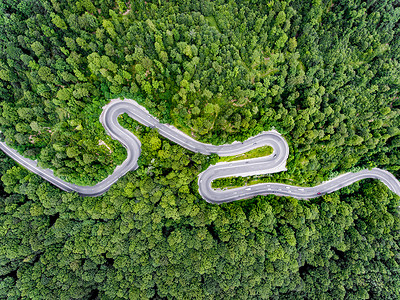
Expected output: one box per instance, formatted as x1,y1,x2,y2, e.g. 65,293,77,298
0,98,399,203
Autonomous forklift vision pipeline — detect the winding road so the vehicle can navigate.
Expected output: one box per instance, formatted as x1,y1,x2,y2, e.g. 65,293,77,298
1,98,400,203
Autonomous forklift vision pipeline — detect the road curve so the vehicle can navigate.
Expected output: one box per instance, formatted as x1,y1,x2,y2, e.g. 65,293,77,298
0,98,399,203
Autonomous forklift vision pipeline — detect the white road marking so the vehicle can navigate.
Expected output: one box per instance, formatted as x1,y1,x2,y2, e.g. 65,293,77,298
0,98,399,204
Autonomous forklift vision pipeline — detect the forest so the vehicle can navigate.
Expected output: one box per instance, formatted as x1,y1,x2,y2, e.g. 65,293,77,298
0,0,400,298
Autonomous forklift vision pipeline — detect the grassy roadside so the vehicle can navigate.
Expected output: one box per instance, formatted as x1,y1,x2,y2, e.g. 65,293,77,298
211,166,371,190
218,145,273,163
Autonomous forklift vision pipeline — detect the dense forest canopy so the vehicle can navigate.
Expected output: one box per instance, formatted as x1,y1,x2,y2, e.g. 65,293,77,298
0,0,400,299
0,0,399,185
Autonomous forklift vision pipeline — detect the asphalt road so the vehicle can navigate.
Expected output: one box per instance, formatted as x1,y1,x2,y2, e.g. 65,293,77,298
1,98,400,203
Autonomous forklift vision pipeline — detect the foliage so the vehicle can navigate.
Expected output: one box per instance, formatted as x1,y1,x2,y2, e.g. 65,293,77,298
0,0,399,185
218,145,273,163
1,146,399,298
0,0,400,298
